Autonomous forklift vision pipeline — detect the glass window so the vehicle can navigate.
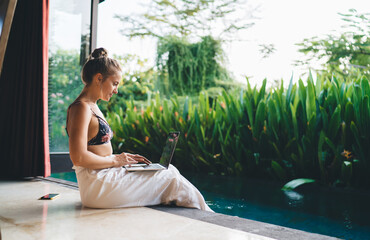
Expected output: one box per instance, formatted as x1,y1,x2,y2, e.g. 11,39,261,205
48,0,91,152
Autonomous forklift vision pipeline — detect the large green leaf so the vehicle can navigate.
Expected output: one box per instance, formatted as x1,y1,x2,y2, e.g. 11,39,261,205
361,77,370,97
254,100,266,139
281,178,316,191
245,96,254,128
306,74,316,121
286,75,294,104
290,103,299,140
257,78,267,103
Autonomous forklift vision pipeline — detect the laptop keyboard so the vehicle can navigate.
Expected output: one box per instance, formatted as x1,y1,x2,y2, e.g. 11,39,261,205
144,164,164,169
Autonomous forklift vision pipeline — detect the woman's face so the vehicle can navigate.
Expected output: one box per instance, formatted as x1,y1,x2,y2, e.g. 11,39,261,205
99,72,122,101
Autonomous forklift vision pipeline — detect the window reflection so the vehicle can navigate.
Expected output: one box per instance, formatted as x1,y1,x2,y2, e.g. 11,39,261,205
48,0,91,152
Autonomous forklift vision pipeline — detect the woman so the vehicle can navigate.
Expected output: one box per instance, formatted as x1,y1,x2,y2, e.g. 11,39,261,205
66,48,212,211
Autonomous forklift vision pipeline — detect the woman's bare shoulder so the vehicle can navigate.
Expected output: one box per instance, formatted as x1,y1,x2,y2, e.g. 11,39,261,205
68,101,91,119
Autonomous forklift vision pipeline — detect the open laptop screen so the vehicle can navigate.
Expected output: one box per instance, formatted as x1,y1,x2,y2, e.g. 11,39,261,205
159,132,180,168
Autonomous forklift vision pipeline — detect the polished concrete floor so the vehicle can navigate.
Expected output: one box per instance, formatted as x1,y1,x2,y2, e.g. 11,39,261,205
0,179,275,240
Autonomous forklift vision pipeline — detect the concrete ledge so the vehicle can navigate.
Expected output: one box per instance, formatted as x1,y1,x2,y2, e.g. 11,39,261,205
150,206,340,240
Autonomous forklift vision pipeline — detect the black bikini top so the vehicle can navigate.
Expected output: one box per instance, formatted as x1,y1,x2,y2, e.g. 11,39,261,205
87,110,113,146
66,101,113,146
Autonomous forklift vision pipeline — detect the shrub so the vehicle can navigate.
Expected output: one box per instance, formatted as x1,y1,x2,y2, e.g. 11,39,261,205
107,73,370,188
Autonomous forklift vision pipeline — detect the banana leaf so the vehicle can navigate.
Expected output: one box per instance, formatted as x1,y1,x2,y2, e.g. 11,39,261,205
281,178,316,191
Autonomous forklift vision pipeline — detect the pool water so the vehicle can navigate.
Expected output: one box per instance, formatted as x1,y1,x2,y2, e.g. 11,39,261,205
51,171,370,239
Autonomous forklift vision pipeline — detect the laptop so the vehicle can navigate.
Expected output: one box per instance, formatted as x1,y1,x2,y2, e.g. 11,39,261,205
124,131,180,172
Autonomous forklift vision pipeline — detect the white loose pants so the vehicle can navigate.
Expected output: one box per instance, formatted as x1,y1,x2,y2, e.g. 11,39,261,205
73,164,213,212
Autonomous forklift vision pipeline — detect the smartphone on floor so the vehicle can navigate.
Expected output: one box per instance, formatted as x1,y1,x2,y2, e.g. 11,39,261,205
39,193,60,200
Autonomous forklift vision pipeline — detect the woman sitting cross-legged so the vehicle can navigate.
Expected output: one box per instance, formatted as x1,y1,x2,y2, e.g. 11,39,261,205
66,47,213,211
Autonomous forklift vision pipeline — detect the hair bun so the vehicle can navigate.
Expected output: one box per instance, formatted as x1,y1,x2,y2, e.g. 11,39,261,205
90,47,108,60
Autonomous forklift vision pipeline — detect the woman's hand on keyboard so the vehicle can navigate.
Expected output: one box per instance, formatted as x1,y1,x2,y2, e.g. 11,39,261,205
112,152,138,167
125,153,152,165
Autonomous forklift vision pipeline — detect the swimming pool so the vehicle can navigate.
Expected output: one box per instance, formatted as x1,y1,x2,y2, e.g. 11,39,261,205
51,171,370,239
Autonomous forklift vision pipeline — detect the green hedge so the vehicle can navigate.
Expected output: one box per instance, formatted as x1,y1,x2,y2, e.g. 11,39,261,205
107,74,370,188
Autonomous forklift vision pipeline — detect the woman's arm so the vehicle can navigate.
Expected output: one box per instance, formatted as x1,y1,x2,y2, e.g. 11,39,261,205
67,102,137,169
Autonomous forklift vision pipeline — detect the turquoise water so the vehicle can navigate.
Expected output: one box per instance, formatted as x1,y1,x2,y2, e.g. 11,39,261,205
51,171,370,239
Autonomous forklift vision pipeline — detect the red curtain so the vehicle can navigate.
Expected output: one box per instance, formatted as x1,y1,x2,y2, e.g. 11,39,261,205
42,0,50,177
0,0,50,178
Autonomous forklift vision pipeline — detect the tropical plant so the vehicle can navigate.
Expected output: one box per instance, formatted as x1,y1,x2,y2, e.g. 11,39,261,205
106,73,370,188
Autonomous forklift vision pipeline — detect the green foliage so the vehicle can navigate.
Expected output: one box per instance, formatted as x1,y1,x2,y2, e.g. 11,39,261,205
281,178,316,191
295,9,370,79
156,35,234,96
48,49,83,151
259,43,276,59
107,74,370,188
